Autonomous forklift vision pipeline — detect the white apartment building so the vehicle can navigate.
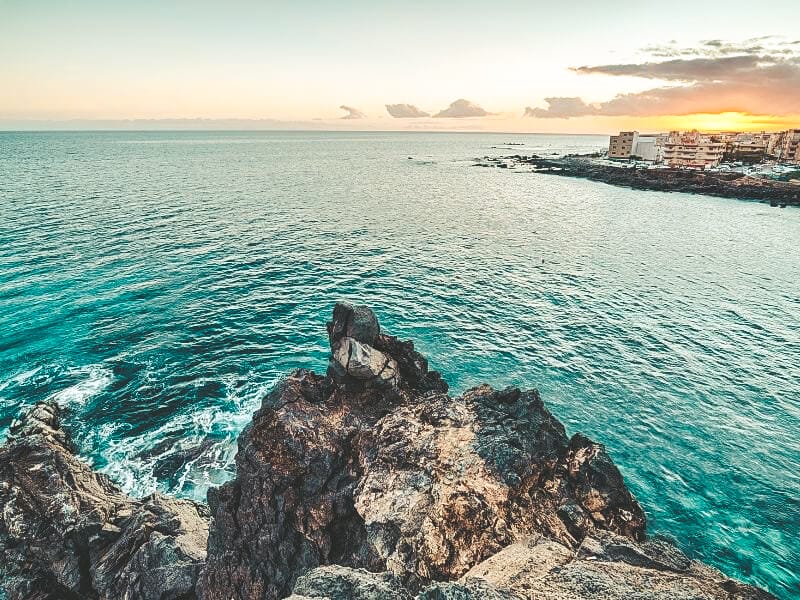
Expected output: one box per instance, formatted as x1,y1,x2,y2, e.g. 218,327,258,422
632,134,667,162
608,131,666,161
662,131,725,169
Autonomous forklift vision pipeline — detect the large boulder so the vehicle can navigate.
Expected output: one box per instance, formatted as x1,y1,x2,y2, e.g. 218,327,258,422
325,302,447,396
333,337,399,385
452,531,777,600
0,402,208,600
199,305,646,599
289,566,411,600
352,386,645,588
327,303,381,348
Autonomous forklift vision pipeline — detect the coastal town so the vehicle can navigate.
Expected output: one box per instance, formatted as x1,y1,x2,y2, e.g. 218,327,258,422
608,129,800,170
476,128,800,207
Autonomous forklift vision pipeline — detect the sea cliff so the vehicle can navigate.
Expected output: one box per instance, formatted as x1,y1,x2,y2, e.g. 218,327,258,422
0,304,777,599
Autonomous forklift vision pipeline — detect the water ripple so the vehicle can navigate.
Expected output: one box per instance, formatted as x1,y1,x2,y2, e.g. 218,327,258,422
0,131,798,597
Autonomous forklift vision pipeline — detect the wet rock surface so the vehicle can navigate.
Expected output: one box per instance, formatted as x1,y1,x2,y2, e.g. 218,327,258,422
0,303,778,599
476,154,800,206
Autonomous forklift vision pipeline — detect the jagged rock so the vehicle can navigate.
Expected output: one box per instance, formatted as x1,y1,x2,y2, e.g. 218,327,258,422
416,579,516,599
289,566,411,600
199,306,453,600
460,535,573,593
456,532,777,600
285,568,514,600
333,337,399,385
280,536,779,599
325,303,446,396
576,529,692,572
353,386,645,588
200,305,645,599
200,369,383,600
0,402,208,600
327,303,381,348
0,305,778,600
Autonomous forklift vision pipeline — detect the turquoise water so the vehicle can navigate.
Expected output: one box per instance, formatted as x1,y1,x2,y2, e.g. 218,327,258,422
0,131,798,597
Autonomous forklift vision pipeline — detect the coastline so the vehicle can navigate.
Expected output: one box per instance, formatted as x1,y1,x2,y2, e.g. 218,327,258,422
0,304,779,599
476,154,800,206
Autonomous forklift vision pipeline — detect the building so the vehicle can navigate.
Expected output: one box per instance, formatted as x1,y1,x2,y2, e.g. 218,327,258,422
766,129,800,164
608,131,639,159
722,132,771,164
778,130,800,164
608,131,666,162
767,131,785,157
609,128,799,167
632,134,667,162
662,131,725,169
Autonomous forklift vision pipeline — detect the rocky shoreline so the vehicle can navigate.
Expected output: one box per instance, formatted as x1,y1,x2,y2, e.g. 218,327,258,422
476,154,800,206
0,304,778,599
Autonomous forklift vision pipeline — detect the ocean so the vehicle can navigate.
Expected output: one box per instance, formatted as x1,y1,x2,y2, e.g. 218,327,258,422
0,130,798,597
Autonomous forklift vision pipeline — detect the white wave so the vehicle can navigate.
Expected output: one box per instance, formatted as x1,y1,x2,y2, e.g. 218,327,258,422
47,365,114,408
0,366,44,393
91,374,274,502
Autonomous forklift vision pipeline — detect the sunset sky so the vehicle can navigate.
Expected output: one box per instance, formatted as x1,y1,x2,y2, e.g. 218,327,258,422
1,0,799,132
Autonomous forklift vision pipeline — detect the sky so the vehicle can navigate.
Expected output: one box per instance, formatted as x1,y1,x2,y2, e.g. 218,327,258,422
1,0,799,133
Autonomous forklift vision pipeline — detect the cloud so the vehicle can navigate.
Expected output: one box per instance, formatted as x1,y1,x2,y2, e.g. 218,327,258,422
572,54,763,81
385,103,430,118
640,37,777,58
527,39,800,118
433,98,491,118
525,98,599,119
339,105,366,119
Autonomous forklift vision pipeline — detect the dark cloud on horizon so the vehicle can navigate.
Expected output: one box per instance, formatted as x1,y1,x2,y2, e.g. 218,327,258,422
339,105,366,119
527,38,800,118
385,103,430,118
434,98,491,118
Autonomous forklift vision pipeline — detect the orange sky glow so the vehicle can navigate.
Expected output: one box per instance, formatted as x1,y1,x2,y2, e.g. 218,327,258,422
1,1,798,133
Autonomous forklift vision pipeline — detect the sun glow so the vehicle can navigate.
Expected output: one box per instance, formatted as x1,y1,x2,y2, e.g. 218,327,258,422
657,112,797,133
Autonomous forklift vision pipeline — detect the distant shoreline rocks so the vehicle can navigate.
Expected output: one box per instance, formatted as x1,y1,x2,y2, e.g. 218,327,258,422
476,154,800,207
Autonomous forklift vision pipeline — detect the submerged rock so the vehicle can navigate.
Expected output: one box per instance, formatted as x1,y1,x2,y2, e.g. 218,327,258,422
0,402,208,600
0,303,778,600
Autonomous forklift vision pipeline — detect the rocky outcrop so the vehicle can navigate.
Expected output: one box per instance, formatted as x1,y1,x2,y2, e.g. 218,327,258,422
476,154,800,206
454,530,776,600
200,302,649,599
0,402,208,600
0,303,778,599
287,566,410,600
198,304,452,600
284,532,775,600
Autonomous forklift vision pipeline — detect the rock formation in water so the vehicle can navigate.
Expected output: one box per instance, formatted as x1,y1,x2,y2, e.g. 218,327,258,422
0,402,208,600
0,303,778,599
